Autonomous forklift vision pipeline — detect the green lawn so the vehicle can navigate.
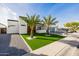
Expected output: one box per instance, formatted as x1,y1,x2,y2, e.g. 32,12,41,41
21,33,65,50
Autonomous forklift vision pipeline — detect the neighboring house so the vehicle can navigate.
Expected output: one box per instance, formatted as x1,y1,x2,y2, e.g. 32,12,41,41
36,24,58,33
57,28,68,33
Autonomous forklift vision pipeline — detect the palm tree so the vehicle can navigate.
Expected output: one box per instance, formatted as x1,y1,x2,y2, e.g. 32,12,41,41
19,15,40,39
42,15,58,35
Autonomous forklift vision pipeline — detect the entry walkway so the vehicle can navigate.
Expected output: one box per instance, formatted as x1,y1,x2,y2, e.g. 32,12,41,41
31,33,79,56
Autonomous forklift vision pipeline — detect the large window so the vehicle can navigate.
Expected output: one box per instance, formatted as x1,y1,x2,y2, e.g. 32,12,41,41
50,27,55,32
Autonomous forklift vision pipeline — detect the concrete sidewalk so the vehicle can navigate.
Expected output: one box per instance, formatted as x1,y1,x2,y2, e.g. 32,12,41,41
31,36,79,56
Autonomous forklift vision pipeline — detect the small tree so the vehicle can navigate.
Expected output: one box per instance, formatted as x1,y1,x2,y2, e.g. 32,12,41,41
19,15,40,39
42,15,58,35
64,22,79,32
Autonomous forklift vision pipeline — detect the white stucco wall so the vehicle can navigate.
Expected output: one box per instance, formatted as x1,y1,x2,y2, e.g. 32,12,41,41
0,23,6,28
0,5,20,34
0,5,18,27
19,18,27,34
7,21,19,33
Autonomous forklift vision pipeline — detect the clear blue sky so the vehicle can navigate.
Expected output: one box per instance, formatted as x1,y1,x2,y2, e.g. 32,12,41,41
1,3,79,27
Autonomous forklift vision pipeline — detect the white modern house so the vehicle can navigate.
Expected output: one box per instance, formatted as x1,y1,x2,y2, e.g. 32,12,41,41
0,5,27,34
0,6,58,34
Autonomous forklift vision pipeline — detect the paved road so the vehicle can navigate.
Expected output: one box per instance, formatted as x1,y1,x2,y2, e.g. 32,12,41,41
57,37,79,56
0,34,29,56
54,33,79,56
60,33,79,56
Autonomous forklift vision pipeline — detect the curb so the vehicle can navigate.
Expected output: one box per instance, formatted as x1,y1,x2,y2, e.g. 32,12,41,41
20,35,32,52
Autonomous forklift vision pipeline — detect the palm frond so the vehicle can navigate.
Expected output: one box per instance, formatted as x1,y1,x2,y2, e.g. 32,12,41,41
43,15,58,27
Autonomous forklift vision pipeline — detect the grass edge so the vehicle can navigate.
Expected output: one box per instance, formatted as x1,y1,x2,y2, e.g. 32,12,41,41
20,35,33,52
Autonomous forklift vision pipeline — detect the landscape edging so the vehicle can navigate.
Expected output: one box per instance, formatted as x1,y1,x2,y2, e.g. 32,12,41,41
20,35,33,52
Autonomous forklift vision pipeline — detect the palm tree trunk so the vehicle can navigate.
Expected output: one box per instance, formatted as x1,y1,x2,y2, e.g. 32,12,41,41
46,27,50,35
30,28,33,38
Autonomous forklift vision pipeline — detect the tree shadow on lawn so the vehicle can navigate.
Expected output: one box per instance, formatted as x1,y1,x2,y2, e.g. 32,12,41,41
34,33,46,36
35,34,64,41
35,33,65,38
36,37,61,41
47,34,65,38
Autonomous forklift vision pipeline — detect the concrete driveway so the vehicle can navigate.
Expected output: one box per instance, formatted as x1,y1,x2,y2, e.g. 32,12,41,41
0,34,29,56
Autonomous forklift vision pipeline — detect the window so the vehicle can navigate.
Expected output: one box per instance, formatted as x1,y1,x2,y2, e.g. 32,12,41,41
37,26,41,30
8,25,15,27
21,24,26,26
50,27,55,32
